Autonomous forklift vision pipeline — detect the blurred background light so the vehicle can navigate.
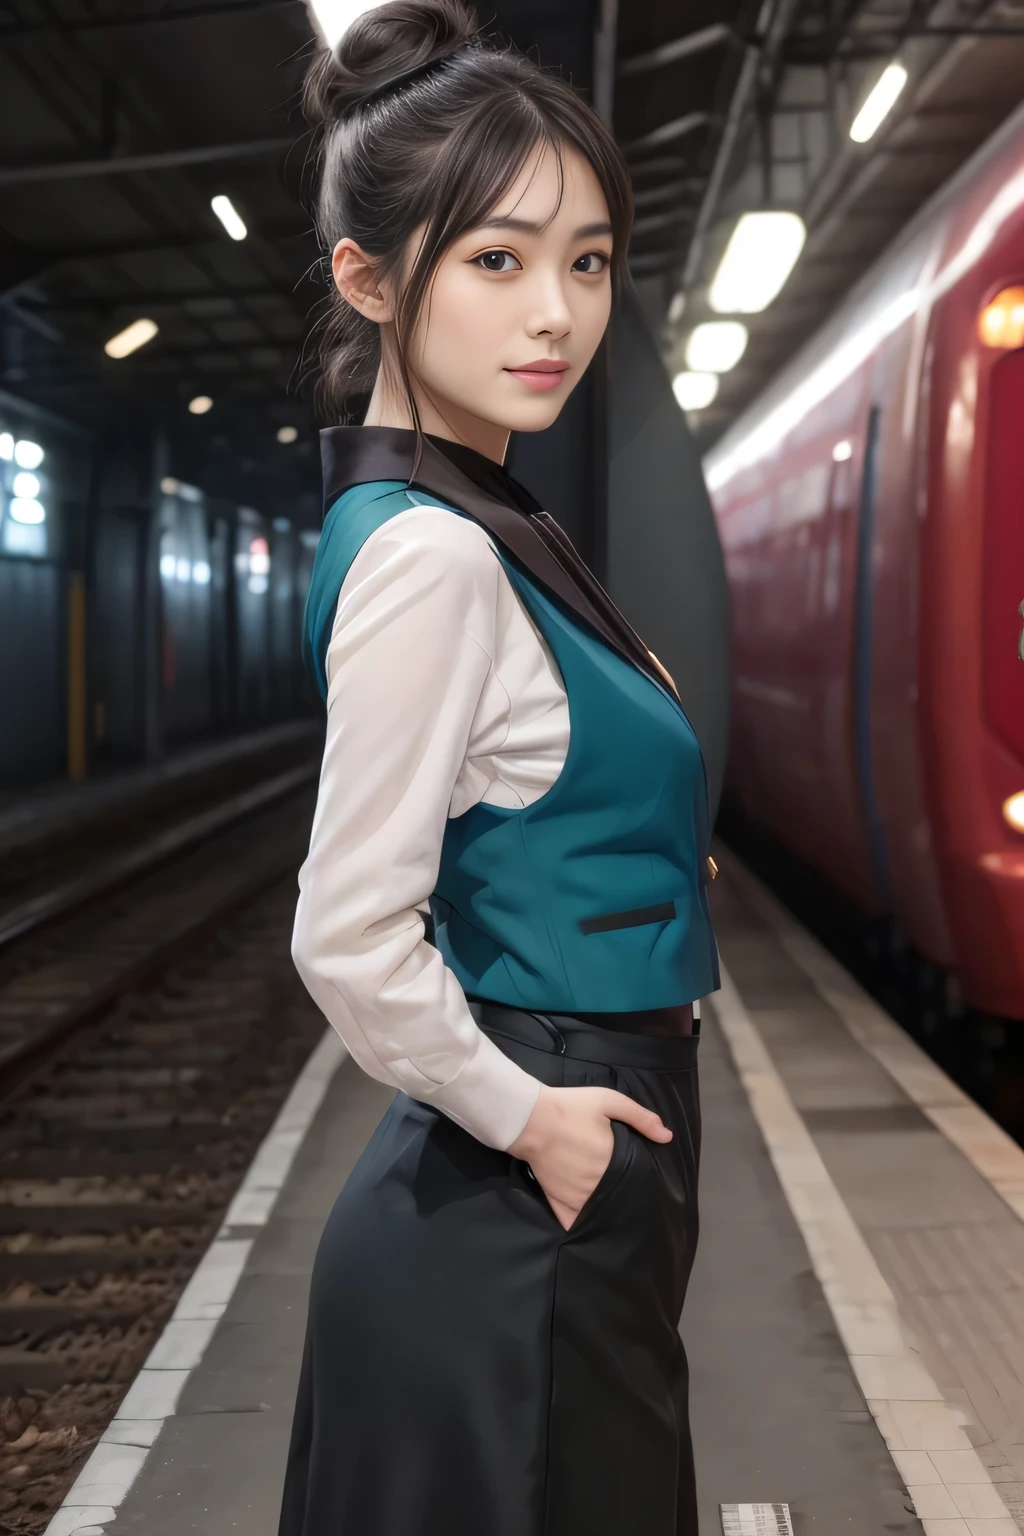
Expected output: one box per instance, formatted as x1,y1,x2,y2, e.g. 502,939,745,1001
276,425,298,444
210,195,247,241
13,440,43,470
12,472,40,499
1003,792,1024,833
0,434,12,461
850,62,908,143
978,286,1024,348
832,440,853,462
10,499,45,525
685,321,748,373
104,318,158,359
672,372,719,411
188,396,214,415
306,0,376,48
709,212,806,314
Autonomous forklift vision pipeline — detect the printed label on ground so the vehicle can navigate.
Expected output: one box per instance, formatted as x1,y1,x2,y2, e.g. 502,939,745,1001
720,1505,794,1535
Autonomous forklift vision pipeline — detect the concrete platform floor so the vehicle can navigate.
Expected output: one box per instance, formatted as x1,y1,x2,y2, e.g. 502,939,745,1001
47,850,1024,1535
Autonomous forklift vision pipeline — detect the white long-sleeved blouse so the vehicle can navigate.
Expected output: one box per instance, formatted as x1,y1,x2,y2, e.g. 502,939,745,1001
291,501,571,1152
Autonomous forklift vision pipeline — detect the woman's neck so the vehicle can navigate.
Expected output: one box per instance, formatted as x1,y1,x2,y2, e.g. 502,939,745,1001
362,367,510,467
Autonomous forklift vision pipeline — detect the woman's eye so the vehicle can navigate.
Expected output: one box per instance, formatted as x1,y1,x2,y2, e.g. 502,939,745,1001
476,250,521,273
573,251,610,275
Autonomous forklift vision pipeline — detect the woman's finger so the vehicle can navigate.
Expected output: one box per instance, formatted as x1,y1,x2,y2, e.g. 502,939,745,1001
602,1089,672,1143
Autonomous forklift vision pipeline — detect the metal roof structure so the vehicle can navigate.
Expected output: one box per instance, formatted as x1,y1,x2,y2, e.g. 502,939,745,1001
3,0,1024,499
615,0,1024,444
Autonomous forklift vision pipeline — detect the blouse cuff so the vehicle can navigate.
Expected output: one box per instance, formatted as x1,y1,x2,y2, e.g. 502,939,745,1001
425,1030,542,1152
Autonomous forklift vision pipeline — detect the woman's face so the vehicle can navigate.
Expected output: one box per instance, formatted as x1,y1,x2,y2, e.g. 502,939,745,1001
398,139,614,448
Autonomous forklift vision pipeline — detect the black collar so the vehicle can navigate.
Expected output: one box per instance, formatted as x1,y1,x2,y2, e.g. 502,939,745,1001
318,424,677,701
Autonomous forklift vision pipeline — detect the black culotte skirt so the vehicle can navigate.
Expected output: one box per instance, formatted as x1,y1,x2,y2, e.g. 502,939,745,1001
277,1003,701,1536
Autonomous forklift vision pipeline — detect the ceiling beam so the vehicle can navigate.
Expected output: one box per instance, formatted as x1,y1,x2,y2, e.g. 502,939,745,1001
618,24,734,76
0,136,301,188
623,112,713,156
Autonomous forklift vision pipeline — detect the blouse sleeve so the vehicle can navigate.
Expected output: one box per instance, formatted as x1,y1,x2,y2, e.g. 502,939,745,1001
291,506,543,1152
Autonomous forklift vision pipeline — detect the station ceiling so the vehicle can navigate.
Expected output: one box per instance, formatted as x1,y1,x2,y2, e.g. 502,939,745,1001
2,0,1024,505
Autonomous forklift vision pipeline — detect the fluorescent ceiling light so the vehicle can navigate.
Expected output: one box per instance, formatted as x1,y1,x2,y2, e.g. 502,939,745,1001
850,62,908,143
306,0,376,48
189,395,214,415
211,195,247,241
277,425,298,444
686,321,748,373
13,472,40,498
672,371,719,411
14,440,43,469
0,434,12,461
105,318,158,359
709,212,806,314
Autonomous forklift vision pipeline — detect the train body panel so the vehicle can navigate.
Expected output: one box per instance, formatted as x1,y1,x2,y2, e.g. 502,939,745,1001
706,104,1024,1018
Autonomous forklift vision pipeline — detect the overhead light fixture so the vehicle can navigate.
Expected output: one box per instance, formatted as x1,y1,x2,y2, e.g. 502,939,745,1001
849,61,908,144
277,425,298,444
832,440,853,462
0,434,12,461
306,0,376,49
211,195,247,241
685,321,748,373
13,472,40,499
672,371,719,411
13,439,43,469
189,395,214,415
709,212,806,314
104,318,158,359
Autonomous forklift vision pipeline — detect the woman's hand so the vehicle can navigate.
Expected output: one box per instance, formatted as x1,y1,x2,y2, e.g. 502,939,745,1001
507,1084,672,1231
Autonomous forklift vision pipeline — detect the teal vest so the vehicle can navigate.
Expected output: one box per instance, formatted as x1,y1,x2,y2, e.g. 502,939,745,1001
305,481,719,1011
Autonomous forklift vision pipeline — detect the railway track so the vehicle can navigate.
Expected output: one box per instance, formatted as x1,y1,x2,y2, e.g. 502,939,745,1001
0,773,325,1535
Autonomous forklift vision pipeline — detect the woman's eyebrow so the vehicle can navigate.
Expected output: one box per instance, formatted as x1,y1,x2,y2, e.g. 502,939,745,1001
473,217,613,238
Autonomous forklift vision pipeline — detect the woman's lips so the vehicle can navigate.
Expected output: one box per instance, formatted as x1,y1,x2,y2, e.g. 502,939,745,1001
504,361,570,393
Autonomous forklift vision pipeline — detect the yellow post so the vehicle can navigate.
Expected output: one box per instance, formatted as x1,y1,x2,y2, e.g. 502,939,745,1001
67,571,87,782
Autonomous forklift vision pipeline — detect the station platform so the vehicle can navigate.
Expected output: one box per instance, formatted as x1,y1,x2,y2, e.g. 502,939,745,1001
47,849,1024,1536
0,719,320,858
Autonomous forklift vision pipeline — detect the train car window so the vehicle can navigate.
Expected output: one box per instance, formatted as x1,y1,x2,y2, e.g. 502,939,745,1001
853,405,893,909
983,349,1024,765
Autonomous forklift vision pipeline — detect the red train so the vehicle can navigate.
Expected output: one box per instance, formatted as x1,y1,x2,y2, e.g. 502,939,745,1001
704,104,1024,1020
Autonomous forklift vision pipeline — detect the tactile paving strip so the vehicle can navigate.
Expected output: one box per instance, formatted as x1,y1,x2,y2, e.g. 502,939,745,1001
720,1505,794,1535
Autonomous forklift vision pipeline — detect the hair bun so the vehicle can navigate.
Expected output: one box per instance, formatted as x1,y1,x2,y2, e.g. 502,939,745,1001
304,0,479,126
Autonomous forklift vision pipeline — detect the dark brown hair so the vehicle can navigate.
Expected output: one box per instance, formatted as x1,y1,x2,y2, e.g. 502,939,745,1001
301,0,634,423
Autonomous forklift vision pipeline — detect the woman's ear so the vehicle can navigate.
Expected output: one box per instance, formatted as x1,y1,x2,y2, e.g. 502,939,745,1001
332,238,393,324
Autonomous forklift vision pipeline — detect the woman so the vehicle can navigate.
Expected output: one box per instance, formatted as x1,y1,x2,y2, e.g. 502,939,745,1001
281,3,720,1533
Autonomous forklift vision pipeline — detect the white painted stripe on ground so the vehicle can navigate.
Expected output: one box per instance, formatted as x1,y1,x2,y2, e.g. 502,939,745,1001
711,961,1018,1534
716,843,1024,1227
45,1027,347,1535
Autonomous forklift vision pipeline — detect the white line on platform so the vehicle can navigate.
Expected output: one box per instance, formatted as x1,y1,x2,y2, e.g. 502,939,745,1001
44,1027,348,1536
716,843,1024,1228
711,961,1018,1535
